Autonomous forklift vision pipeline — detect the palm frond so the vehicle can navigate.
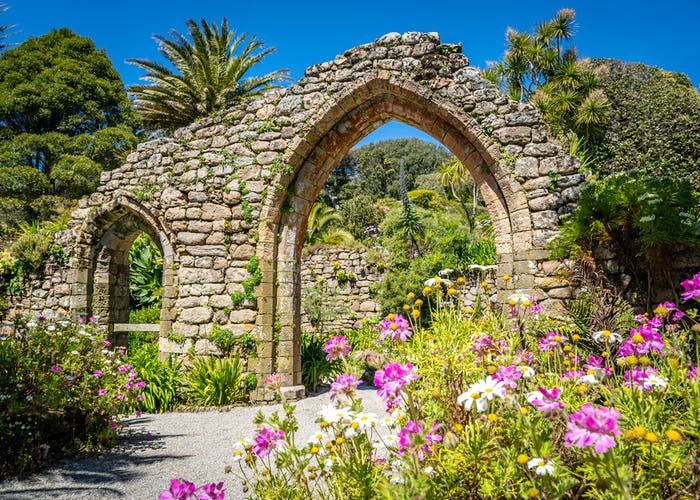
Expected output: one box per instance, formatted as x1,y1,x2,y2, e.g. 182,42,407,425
127,18,290,132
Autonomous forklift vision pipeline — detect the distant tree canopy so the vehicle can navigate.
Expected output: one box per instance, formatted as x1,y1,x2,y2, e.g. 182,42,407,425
591,59,700,187
322,137,452,205
0,28,141,233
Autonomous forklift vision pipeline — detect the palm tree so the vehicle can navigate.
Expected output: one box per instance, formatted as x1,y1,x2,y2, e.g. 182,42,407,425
305,203,355,247
0,3,16,51
440,159,479,232
127,18,289,132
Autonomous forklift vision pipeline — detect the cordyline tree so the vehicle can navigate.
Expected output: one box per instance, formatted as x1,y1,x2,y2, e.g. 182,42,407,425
0,28,141,234
127,18,290,133
484,8,609,164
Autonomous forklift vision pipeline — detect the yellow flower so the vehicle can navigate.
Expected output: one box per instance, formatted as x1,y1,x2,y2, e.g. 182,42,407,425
653,305,669,318
414,299,423,307
644,432,658,443
456,277,465,285
639,356,651,366
631,426,646,439
411,309,420,319
665,429,682,442
487,413,498,422
631,334,645,344
335,437,345,445
310,446,320,455
447,287,456,296
668,358,680,369
625,355,638,366
572,334,581,342
502,274,511,282
387,313,395,321
527,487,540,498
520,407,529,416
403,304,410,311
422,286,432,296
453,423,464,433
487,365,497,374
516,454,529,465
407,292,415,300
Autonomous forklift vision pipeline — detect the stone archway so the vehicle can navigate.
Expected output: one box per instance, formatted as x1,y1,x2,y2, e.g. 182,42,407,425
26,32,582,399
255,34,580,389
70,193,177,343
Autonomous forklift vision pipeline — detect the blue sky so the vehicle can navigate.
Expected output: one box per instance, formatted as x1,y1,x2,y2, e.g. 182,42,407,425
7,1,700,145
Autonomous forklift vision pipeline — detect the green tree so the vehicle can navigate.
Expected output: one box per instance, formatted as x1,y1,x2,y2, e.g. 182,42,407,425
0,28,140,233
590,60,700,187
338,195,386,241
323,138,452,203
127,18,289,132
556,173,700,309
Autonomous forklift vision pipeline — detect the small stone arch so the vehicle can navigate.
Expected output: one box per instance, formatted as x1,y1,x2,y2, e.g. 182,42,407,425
70,193,177,343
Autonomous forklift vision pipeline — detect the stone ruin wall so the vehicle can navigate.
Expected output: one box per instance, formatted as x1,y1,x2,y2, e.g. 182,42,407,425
1,32,589,395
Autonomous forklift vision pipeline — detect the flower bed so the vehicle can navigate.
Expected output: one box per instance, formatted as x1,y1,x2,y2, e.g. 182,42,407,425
170,271,698,498
0,316,145,478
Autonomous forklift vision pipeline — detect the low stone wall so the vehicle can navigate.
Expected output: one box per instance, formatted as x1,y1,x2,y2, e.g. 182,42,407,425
298,245,501,333
300,246,383,332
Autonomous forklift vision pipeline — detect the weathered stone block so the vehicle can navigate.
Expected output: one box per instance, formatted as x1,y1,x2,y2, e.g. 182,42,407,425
179,306,212,324
493,126,531,145
177,232,208,245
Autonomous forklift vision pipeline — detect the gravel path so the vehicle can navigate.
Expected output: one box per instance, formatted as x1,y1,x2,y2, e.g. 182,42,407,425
0,387,385,500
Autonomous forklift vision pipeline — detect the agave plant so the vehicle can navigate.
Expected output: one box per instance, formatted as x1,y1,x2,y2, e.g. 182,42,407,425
129,233,162,309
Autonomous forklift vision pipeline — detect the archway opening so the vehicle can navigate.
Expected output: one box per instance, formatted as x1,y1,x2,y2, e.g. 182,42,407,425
296,120,498,391
126,232,163,352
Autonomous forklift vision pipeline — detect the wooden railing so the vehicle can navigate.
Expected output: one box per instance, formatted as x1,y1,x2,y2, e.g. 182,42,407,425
113,323,160,333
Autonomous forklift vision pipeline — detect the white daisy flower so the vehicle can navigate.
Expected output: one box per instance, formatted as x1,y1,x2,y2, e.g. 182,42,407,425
232,437,252,451
577,374,599,385
592,330,622,343
319,404,353,424
307,431,325,445
352,412,378,429
232,449,245,462
457,386,488,412
517,366,536,378
528,457,555,476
